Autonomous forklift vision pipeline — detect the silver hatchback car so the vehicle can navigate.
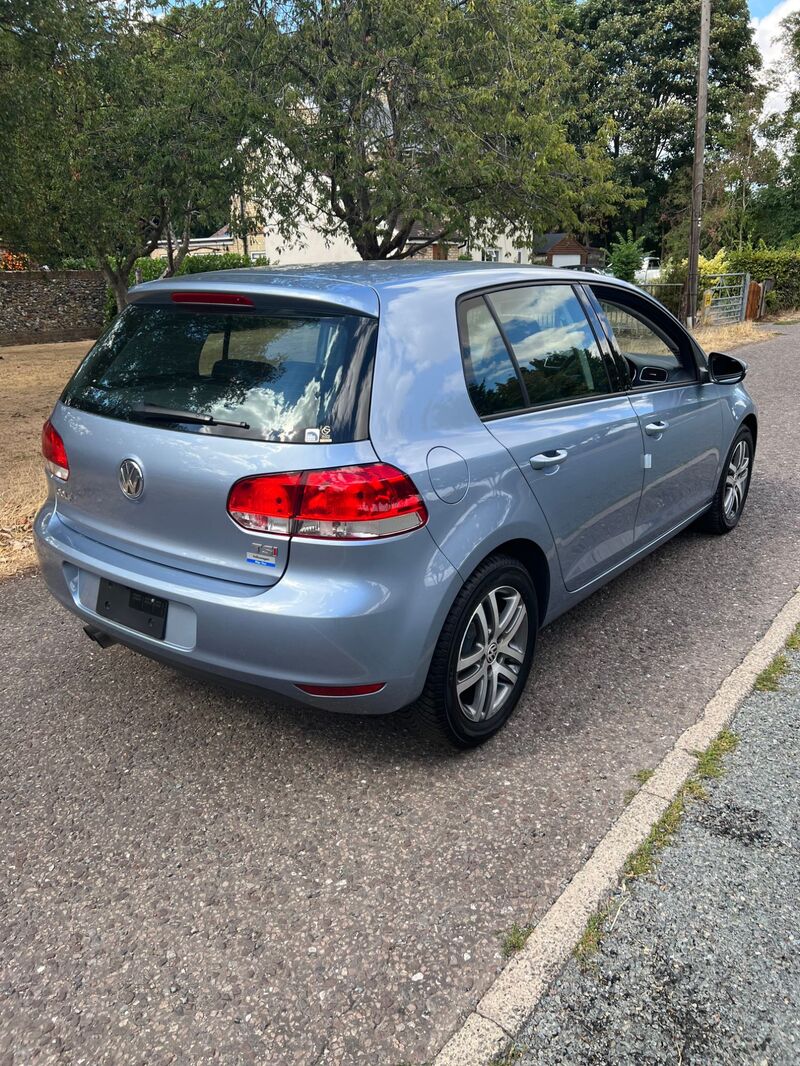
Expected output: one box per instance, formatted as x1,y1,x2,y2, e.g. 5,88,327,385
36,262,756,745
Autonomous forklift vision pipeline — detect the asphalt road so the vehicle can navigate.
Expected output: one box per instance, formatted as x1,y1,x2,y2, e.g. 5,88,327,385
2,325,799,1065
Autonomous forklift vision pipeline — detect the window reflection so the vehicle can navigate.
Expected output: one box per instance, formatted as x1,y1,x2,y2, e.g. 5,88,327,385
62,306,377,443
461,298,525,416
489,286,611,407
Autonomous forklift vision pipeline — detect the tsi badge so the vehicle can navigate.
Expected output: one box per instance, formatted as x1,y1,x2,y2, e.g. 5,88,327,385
246,543,279,568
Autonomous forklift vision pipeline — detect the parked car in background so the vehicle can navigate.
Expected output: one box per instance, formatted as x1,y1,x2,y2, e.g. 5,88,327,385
36,262,756,746
635,256,661,283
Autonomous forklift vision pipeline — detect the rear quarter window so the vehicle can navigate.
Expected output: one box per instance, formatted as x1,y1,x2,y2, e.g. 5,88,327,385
62,304,378,443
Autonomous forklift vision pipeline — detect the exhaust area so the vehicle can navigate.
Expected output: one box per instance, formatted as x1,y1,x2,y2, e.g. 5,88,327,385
83,625,117,649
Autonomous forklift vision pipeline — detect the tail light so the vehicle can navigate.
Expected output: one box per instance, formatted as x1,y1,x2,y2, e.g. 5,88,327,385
227,463,428,540
171,292,254,307
42,419,69,480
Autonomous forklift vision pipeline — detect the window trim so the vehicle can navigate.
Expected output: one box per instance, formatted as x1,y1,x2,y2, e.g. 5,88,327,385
456,279,626,422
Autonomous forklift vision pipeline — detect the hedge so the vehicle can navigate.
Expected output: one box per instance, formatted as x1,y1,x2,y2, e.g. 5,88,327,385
726,250,800,312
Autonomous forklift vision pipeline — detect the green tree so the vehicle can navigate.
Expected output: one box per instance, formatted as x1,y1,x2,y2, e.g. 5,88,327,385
749,12,800,247
0,1,254,309
242,0,626,259
608,229,649,282
572,0,760,252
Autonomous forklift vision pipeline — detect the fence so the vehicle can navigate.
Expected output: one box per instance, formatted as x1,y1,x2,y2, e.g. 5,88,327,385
638,282,683,316
699,272,750,325
638,273,752,325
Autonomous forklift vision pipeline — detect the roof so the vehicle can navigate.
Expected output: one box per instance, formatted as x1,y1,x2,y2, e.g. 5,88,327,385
532,232,588,255
406,222,465,244
129,260,630,319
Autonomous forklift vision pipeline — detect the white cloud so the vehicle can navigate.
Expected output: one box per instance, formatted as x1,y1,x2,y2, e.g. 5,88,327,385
752,0,800,116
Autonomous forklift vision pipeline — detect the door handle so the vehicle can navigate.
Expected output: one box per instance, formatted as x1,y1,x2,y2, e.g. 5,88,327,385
644,420,669,436
530,449,568,470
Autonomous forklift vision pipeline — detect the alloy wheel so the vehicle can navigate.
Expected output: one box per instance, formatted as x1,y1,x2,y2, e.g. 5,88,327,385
723,438,751,520
455,585,529,722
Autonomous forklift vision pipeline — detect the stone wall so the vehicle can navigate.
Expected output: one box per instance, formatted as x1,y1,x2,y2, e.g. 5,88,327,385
0,270,107,346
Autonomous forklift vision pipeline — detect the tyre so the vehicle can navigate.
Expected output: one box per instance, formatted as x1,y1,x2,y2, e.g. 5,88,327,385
412,554,538,747
697,426,754,535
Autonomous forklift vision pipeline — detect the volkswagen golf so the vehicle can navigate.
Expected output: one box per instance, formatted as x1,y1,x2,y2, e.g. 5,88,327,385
35,262,757,746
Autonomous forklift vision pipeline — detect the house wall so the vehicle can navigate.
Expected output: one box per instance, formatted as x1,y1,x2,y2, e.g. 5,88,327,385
0,270,107,346
470,234,534,264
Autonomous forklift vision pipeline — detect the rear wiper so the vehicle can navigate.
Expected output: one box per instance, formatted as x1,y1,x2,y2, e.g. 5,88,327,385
132,404,250,430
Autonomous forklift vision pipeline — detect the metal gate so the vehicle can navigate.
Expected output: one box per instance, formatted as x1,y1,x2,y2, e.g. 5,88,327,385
700,272,749,325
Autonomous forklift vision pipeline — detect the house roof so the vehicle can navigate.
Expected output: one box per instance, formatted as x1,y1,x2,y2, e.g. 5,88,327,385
532,232,588,255
406,222,465,244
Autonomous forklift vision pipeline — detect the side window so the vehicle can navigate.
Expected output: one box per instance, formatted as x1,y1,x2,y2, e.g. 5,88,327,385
488,285,611,406
594,294,694,385
459,297,525,417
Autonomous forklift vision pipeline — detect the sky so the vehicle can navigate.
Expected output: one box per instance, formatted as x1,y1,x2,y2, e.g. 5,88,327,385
749,0,800,114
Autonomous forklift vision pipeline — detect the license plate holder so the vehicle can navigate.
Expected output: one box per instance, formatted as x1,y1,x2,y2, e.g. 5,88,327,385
96,578,168,640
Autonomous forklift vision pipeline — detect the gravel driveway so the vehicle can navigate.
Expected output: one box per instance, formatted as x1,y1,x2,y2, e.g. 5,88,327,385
516,644,800,1065
1,326,799,1065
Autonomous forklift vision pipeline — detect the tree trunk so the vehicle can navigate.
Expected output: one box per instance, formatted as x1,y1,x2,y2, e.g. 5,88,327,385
101,261,131,314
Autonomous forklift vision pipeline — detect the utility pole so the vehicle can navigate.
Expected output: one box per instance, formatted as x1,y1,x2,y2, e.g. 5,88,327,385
686,0,711,328
240,192,250,259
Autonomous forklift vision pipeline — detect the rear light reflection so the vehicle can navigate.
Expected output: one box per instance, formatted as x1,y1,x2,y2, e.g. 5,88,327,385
227,464,428,540
296,682,386,697
42,419,69,480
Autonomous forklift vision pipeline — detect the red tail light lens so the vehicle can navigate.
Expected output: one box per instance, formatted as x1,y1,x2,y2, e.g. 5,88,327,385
171,292,254,307
227,464,428,539
42,419,69,480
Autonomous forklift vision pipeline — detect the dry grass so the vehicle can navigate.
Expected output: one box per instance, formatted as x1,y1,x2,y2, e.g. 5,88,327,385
0,339,92,578
691,320,777,352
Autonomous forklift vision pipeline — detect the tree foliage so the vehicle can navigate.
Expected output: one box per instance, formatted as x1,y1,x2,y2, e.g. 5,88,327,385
748,12,800,249
0,1,251,308
240,0,627,259
572,0,760,252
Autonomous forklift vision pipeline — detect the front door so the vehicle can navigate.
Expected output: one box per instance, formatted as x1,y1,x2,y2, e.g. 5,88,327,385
590,288,723,544
458,283,644,592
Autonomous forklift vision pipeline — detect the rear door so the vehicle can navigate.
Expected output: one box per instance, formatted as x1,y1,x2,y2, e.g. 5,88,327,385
459,283,645,592
53,292,379,585
589,286,723,544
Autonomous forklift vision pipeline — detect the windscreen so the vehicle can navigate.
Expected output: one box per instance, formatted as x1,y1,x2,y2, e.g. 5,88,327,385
62,303,378,443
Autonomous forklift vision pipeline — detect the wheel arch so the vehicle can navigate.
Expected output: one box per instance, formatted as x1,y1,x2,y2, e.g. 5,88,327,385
476,537,551,624
741,412,758,450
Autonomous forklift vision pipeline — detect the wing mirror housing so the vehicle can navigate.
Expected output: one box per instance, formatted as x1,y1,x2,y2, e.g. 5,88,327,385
708,351,748,384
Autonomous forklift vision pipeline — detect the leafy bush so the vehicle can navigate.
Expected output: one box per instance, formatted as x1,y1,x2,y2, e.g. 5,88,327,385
104,253,260,320
660,250,729,290
726,249,800,312
57,256,100,270
608,230,649,283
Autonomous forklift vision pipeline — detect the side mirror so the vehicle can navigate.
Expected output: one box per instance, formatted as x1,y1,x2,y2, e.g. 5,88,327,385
708,351,747,384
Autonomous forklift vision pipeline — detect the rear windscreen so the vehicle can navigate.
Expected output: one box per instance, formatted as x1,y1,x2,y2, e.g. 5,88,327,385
62,304,378,443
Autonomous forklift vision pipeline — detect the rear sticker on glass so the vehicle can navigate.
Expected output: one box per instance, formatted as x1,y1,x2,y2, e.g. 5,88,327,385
246,543,279,568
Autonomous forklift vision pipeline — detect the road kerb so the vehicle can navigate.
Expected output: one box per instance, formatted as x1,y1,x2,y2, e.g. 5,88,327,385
433,584,800,1066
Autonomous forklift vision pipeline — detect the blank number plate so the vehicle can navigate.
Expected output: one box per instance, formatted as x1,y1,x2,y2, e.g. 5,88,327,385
96,578,168,640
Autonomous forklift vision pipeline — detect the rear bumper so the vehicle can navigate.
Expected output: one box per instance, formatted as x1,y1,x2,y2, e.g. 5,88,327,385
34,504,461,714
